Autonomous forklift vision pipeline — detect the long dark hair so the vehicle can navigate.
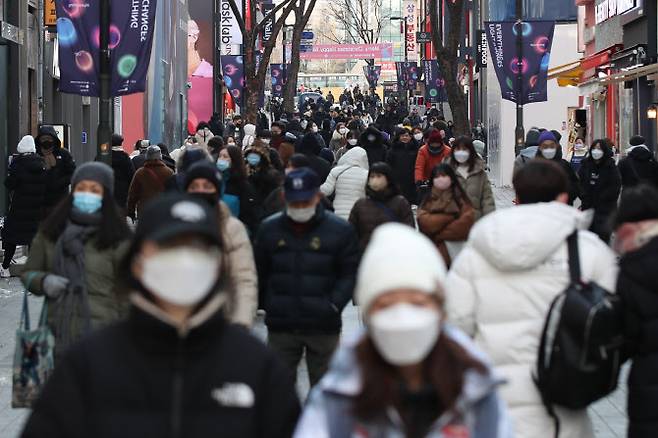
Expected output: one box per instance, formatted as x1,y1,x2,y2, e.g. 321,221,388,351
426,164,471,208
368,162,400,196
226,145,248,183
40,192,131,250
451,136,478,172
354,296,487,421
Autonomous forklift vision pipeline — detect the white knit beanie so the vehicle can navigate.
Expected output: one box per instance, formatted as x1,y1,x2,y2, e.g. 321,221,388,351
355,223,447,312
17,135,36,154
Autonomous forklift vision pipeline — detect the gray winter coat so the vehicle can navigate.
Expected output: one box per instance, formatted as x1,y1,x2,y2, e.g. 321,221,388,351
446,158,496,221
294,326,512,438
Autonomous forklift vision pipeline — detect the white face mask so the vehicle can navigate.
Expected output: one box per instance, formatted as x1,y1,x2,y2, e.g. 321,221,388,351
261,138,271,145
140,247,220,307
369,303,440,366
286,205,316,223
347,139,358,146
541,148,557,160
414,133,423,141
339,127,348,135
591,148,604,160
454,150,470,164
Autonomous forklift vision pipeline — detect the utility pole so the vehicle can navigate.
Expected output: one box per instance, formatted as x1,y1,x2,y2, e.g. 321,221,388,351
514,0,524,149
97,0,112,164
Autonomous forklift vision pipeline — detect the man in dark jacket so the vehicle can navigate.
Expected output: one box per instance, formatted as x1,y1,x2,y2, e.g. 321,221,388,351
618,135,658,190
297,133,331,183
35,125,75,216
359,126,388,166
255,168,359,387
110,133,134,211
126,146,174,219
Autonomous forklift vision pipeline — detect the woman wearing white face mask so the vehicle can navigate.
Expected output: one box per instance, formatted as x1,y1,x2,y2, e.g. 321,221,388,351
568,137,588,174
578,138,621,243
417,164,475,267
22,162,131,357
335,129,360,162
329,123,349,152
445,136,495,221
294,223,510,438
386,128,422,205
22,193,301,438
535,130,581,205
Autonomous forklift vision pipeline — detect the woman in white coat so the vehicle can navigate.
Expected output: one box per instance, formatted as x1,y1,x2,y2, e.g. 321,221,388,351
320,146,369,220
444,161,619,438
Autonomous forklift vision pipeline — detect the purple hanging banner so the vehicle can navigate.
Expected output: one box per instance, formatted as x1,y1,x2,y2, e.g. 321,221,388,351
221,55,245,106
395,61,407,90
55,0,158,96
110,0,158,95
484,20,555,104
422,59,446,103
271,63,286,97
362,65,382,89
404,61,419,90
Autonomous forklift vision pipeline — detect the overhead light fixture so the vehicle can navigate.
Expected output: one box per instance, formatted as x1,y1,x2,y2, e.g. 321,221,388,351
648,105,658,119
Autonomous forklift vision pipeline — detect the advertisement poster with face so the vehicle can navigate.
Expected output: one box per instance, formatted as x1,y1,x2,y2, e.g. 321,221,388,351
187,0,214,134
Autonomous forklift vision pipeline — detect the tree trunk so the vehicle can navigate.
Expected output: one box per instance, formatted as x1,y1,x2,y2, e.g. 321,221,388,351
242,35,260,124
439,57,469,136
283,16,304,114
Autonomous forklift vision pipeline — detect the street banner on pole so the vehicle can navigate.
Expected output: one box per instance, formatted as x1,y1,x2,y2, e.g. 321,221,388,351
404,61,419,90
403,0,418,61
221,55,245,106
396,61,407,90
261,1,274,43
55,0,158,96
219,0,243,55
270,63,286,97
363,65,382,88
484,20,555,104
422,59,446,103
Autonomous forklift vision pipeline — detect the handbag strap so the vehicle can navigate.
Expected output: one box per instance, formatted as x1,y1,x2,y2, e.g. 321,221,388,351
567,231,581,284
20,290,30,331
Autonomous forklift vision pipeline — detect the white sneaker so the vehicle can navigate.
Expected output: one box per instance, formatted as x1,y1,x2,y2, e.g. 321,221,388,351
0,267,10,278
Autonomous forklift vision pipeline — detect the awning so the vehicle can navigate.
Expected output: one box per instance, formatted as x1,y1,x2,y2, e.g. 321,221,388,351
579,62,658,90
548,60,583,87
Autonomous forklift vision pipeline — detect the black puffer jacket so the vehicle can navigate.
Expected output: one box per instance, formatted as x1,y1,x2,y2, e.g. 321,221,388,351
618,146,658,190
578,148,621,241
35,127,75,214
617,236,658,438
297,134,331,183
21,297,300,438
111,149,135,210
2,154,47,244
386,140,420,204
359,127,388,166
255,206,359,333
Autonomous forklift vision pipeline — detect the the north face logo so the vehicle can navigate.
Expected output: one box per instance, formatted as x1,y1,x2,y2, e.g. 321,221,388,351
211,383,254,408
292,178,304,190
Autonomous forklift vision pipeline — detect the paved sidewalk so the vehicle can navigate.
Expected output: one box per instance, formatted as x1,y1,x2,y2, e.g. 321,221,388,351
0,186,628,437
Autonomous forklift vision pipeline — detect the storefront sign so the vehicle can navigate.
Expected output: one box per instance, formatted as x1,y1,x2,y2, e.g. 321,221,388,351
219,0,243,55
45,0,57,26
595,0,635,24
476,29,488,69
403,0,418,61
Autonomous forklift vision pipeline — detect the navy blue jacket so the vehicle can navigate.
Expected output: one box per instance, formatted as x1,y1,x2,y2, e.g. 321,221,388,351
255,206,359,334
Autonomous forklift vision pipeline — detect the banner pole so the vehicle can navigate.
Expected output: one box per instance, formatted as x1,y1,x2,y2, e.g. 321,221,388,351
514,0,524,150
97,0,112,164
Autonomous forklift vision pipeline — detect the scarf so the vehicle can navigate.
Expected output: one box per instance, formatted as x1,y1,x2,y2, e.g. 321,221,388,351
52,210,101,349
614,219,658,255
422,189,461,215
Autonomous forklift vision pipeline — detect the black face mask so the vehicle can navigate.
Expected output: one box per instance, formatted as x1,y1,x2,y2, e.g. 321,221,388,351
190,192,219,208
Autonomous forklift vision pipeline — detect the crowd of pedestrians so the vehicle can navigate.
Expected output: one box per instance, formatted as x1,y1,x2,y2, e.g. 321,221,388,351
3,99,658,437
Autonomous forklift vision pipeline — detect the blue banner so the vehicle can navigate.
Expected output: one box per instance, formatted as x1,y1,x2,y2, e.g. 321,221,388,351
422,60,446,103
484,20,555,105
55,0,158,96
271,63,286,97
363,65,382,89
221,55,245,106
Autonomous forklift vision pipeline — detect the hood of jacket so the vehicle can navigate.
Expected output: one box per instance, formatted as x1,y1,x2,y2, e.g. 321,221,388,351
299,132,323,155
337,146,369,169
627,144,654,161
17,135,36,154
359,126,384,150
243,123,257,137
469,202,592,272
519,146,538,159
319,326,502,402
35,125,62,149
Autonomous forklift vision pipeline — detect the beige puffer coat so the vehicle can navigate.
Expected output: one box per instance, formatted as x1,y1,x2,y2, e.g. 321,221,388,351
445,157,496,221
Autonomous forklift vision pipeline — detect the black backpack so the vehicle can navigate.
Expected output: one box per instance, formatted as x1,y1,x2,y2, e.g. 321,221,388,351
534,232,624,436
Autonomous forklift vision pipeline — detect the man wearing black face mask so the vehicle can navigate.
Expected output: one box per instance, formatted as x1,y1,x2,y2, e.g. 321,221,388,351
35,125,76,216
184,161,258,327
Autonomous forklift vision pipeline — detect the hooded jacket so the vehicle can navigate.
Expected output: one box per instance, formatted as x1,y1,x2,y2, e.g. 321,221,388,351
294,327,511,438
35,126,76,213
320,147,369,220
359,127,388,166
3,147,47,244
298,134,331,183
415,144,452,183
242,123,257,150
445,202,619,438
616,234,658,438
386,139,421,204
446,157,496,221
21,293,300,438
618,145,658,190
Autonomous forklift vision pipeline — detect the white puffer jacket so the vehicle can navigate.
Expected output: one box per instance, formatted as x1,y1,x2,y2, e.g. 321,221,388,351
320,147,369,220
445,202,618,438
242,124,257,150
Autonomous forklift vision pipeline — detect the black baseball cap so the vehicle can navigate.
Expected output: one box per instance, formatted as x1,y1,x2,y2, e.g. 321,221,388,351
134,193,220,246
284,167,320,202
